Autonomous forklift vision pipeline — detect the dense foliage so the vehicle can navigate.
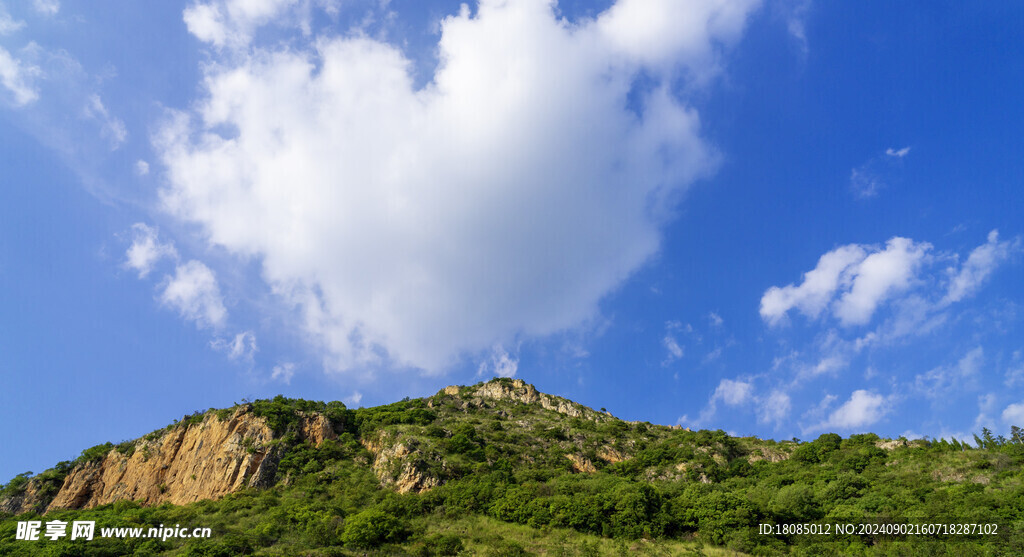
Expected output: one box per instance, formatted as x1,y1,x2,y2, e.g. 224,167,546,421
3,379,1024,555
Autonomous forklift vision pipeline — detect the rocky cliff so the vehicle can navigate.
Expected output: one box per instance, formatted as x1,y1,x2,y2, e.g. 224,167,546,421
2,379,694,515
2,406,338,514
437,378,605,420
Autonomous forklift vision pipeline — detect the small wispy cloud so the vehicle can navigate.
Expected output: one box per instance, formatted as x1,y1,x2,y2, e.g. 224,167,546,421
344,391,363,407
1002,401,1024,426
663,335,683,363
850,146,911,198
885,146,911,158
942,230,1019,305
0,3,25,34
159,260,228,329
1005,351,1024,388
83,94,127,149
477,345,518,378
683,377,758,428
211,331,258,363
31,0,59,17
914,346,983,399
809,390,890,432
662,321,689,366
758,389,792,426
124,223,178,278
271,362,296,384
0,46,40,106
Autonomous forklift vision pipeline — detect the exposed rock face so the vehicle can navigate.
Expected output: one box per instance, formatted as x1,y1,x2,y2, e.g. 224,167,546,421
458,379,593,419
876,439,908,451
746,446,790,464
3,407,337,514
363,434,440,494
0,480,41,515
597,446,627,464
565,454,597,474
297,411,338,446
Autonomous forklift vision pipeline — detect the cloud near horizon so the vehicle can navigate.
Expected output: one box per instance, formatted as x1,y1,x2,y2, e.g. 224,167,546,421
811,389,889,432
157,0,761,373
760,231,1018,329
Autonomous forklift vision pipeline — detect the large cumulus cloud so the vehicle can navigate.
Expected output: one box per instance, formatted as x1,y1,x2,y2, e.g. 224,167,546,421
157,0,760,372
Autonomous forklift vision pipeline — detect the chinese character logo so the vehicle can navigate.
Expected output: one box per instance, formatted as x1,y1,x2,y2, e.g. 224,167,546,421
15,521,41,541
70,520,95,541
44,520,67,540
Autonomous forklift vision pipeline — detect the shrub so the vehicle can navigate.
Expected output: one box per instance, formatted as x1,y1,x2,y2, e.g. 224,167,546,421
0,473,31,499
341,508,408,548
416,533,464,556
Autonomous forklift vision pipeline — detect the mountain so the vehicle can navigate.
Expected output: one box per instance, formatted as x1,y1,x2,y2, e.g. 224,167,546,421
2,378,1023,555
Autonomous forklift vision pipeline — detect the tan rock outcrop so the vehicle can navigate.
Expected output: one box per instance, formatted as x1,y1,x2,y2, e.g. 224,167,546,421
461,379,592,419
597,446,627,463
565,454,597,474
297,411,338,446
0,479,42,515
3,407,339,514
746,446,789,464
363,434,440,494
875,439,908,451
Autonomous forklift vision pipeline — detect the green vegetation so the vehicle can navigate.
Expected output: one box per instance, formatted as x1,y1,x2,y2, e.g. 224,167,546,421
2,379,1024,555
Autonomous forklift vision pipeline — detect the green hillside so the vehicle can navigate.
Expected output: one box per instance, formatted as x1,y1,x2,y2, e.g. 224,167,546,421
2,378,1023,555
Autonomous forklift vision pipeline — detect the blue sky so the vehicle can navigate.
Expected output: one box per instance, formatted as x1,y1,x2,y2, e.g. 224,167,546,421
1,0,1022,482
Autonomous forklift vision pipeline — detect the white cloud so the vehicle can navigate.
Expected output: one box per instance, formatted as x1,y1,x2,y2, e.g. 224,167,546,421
31,0,59,16
271,362,296,384
708,311,724,327
595,0,760,80
850,167,882,199
815,390,888,431
762,236,930,327
1002,402,1024,426
714,378,753,406
1005,351,1024,388
124,223,178,278
135,160,150,176
344,390,363,406
834,237,930,326
159,260,228,329
0,3,25,34
159,0,759,373
850,147,911,198
663,334,683,363
702,346,723,363
83,94,127,149
972,392,999,434
942,230,1018,305
914,346,983,398
758,389,791,425
211,330,258,361
477,345,518,378
0,45,40,106
694,378,796,428
183,0,323,50
777,0,811,56
760,244,867,325
808,354,846,377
